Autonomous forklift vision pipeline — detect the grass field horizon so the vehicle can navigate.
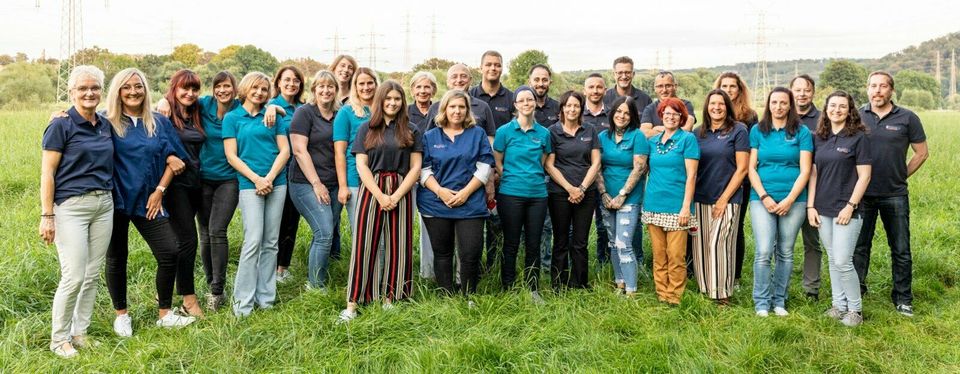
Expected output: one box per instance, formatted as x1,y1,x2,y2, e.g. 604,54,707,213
0,109,957,372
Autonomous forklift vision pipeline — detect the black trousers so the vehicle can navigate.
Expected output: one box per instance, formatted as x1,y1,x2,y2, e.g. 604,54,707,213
497,194,548,291
734,182,750,280
548,191,596,289
106,212,180,310
423,217,485,295
198,179,238,295
165,184,201,296
276,190,301,268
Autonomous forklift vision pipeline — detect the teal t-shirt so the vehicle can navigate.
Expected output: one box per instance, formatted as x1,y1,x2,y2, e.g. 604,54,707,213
332,104,370,188
749,125,813,202
644,129,700,214
493,119,552,198
198,95,239,181
598,128,648,205
222,105,290,190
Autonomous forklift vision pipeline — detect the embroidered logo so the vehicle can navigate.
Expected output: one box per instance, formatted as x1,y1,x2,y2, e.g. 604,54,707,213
494,106,509,112
885,125,901,131
836,147,851,153
580,136,592,142
432,144,447,149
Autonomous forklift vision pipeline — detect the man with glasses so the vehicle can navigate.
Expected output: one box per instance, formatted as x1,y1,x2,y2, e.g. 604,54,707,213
603,56,652,117
640,71,696,137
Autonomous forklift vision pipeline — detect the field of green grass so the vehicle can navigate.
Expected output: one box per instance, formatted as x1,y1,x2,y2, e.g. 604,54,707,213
0,109,957,372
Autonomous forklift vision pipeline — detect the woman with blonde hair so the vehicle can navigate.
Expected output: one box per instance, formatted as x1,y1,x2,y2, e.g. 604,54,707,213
330,54,358,104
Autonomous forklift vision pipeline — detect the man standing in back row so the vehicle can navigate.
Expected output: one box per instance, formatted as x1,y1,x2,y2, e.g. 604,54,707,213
855,71,928,317
528,64,560,271
470,50,515,127
603,56,652,117
582,73,611,265
791,74,824,300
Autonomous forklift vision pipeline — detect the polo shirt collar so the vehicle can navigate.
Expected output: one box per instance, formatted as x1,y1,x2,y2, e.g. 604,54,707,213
862,103,901,116
586,104,606,117
241,105,266,119
800,105,820,119
550,122,583,138
67,106,104,127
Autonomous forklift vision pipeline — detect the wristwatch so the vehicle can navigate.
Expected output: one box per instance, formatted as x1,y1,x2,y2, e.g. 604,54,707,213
846,201,858,209
618,189,627,197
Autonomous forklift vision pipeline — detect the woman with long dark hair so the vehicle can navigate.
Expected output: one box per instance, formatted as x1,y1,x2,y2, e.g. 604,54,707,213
807,90,872,326
339,80,422,322
691,90,749,303
748,87,813,317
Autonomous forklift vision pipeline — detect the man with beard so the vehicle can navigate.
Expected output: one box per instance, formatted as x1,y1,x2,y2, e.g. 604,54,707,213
582,73,611,265
529,64,560,126
603,56,652,116
640,71,696,137
790,74,825,300
855,71,928,317
469,50,514,127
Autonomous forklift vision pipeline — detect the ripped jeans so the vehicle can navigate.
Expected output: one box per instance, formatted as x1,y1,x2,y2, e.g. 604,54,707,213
600,204,640,292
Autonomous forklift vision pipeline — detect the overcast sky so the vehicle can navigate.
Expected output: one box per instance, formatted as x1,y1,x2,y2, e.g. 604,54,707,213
2,0,957,72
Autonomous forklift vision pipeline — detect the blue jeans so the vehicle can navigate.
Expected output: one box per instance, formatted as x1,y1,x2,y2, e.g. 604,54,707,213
819,215,864,312
288,182,337,288
853,195,912,306
234,185,287,317
750,201,805,311
600,204,640,292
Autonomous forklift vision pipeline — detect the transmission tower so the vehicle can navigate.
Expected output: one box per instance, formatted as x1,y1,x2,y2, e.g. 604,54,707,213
751,11,770,108
403,12,412,69
429,15,437,59
358,26,386,70
323,29,344,60
56,0,83,102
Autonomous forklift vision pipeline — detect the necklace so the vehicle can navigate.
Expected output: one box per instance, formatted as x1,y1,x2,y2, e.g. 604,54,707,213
655,137,678,154
614,126,627,137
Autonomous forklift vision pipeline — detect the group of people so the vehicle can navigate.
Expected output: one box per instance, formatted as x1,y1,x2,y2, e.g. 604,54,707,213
39,51,928,358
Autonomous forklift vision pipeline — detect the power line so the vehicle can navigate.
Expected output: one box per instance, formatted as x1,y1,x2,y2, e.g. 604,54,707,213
56,0,83,102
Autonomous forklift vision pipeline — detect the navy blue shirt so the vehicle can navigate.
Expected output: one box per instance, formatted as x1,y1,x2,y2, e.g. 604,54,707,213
418,126,494,219
352,120,424,175
602,86,652,116
469,84,514,127
535,96,560,127
288,103,338,189
859,104,926,197
694,123,750,204
582,105,610,133
799,105,821,132
42,107,115,204
548,122,600,194
407,102,431,131
641,99,698,127
422,99,497,137
813,130,872,218
112,114,180,218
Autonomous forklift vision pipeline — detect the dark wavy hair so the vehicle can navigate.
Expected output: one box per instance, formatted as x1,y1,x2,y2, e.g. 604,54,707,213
815,90,867,140
605,95,641,139
758,87,800,136
557,90,584,126
165,69,204,135
363,80,413,150
699,89,737,138
272,65,305,105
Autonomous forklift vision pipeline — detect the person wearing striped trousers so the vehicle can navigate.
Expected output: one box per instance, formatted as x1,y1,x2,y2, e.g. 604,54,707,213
340,81,423,322
691,90,750,303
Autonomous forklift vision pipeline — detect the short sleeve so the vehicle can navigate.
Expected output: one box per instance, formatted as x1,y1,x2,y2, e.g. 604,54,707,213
548,129,558,154
41,119,68,152
158,116,189,159
351,124,368,155
477,129,495,165
410,126,424,153
481,104,497,137
493,127,506,153
332,105,351,142
734,125,750,152
685,100,697,124
640,103,655,124
289,106,312,136
907,112,927,143
197,96,216,113
799,127,814,152
590,127,601,150
221,114,238,139
541,129,552,154
276,115,291,136
855,134,872,166
683,133,700,160
633,131,649,155
749,126,760,149
421,132,434,169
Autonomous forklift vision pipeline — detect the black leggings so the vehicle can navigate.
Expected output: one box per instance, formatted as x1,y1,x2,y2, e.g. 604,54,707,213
165,184,201,296
548,192,596,289
106,212,180,310
277,191,301,268
423,217,485,295
198,179,238,295
497,194,548,291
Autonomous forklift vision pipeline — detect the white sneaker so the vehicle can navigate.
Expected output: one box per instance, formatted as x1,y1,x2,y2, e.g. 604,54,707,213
773,307,790,316
381,302,395,311
156,310,196,328
113,314,133,337
276,269,292,284
531,291,545,305
756,310,769,317
51,341,77,359
337,309,357,324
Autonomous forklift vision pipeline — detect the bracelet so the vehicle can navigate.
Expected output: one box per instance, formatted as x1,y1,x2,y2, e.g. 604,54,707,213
760,194,770,202
156,186,167,194
41,213,55,218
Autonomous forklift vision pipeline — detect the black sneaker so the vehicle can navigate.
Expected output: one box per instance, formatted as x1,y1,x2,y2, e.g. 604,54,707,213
805,292,819,301
896,304,914,317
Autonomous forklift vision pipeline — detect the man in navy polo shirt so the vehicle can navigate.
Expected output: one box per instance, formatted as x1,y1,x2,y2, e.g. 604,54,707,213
855,71,928,317
582,73,611,265
639,71,696,137
791,74,825,299
469,50,514,127
529,64,559,126
603,56,652,116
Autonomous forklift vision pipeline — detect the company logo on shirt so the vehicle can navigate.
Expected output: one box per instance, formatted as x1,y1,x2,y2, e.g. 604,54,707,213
547,115,558,122
529,136,542,144
432,144,447,149
580,136,592,142
494,106,509,112
836,147,851,154
717,134,730,140
885,125,902,131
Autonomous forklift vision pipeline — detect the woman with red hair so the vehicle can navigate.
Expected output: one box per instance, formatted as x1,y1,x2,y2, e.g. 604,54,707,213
642,97,700,305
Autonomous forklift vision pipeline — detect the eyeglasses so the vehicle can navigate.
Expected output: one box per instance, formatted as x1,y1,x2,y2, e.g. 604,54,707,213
73,86,102,94
662,112,681,117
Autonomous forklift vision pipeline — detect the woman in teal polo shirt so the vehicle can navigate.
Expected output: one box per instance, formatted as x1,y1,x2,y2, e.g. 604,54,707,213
493,86,551,303
333,67,380,232
222,72,291,317
642,97,699,306
597,96,648,296
748,87,813,317
270,65,305,284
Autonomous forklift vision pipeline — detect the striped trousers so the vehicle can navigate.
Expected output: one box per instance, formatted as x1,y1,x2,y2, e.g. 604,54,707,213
346,171,414,304
691,202,741,300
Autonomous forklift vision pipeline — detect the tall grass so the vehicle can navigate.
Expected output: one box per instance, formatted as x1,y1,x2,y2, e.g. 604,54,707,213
0,110,957,372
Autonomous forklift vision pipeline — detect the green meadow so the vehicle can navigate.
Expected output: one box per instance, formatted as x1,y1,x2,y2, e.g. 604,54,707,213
0,109,957,372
